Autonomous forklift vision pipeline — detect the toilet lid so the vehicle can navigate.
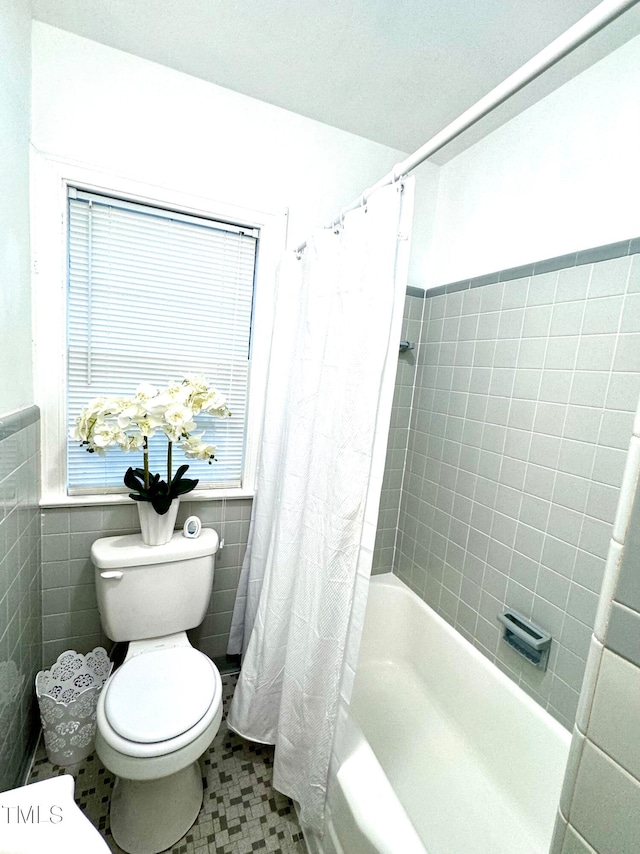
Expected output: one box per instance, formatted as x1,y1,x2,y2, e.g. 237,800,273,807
104,647,216,743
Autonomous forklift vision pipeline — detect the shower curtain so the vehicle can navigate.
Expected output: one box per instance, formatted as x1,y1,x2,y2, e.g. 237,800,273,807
227,179,414,835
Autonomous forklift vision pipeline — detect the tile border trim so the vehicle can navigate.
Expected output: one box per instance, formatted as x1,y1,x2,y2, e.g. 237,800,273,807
0,404,40,442
406,285,426,298
425,235,640,299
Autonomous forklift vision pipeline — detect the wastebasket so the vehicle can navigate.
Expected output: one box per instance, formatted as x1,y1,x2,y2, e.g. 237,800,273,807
35,647,112,766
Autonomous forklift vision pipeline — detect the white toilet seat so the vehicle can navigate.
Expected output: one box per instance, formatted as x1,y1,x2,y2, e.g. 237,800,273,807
97,648,222,760
105,646,218,743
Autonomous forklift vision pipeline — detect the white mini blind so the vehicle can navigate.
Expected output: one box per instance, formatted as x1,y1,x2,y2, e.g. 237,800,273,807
67,189,258,493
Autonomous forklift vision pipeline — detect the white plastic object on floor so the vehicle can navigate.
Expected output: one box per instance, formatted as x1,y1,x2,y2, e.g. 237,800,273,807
0,774,110,853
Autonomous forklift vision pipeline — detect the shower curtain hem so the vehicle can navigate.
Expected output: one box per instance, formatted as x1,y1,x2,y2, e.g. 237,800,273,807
225,720,275,747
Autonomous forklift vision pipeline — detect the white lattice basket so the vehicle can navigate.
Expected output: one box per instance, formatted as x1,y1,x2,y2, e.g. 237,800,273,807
35,647,112,766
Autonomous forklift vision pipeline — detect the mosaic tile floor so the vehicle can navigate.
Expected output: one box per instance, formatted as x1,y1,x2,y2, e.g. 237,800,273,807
28,673,307,854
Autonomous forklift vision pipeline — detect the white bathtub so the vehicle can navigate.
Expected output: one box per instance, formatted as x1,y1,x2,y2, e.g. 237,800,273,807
325,573,570,854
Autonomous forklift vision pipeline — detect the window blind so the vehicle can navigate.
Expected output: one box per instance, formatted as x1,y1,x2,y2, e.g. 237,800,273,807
67,189,258,493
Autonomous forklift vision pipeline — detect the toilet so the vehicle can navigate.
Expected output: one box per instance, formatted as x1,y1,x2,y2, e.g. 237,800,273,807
91,528,222,854
0,775,110,853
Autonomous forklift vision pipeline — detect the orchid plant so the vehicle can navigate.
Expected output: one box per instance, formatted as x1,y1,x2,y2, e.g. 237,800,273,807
70,376,231,514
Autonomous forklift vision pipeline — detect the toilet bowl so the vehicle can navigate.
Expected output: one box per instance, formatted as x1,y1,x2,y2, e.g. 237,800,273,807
91,529,222,854
0,774,110,853
95,635,223,854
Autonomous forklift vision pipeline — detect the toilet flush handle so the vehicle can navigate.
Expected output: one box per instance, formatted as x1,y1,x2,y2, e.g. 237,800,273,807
100,570,124,580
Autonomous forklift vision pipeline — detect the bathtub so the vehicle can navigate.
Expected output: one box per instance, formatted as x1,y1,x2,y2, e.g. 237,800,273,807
324,573,570,854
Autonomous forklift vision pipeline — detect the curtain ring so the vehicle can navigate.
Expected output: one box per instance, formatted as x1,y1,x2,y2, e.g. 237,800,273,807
392,164,403,183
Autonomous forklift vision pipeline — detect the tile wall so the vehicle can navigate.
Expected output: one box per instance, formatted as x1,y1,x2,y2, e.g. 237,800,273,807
392,248,640,727
373,294,422,573
551,406,640,853
0,407,42,792
40,498,251,665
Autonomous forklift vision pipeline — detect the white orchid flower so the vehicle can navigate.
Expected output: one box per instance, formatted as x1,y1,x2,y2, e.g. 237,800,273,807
166,381,191,402
120,433,145,452
183,374,208,391
140,419,158,438
181,434,217,461
135,382,158,400
199,390,230,417
116,402,145,429
165,402,195,427
74,377,230,488
91,423,119,448
157,403,194,443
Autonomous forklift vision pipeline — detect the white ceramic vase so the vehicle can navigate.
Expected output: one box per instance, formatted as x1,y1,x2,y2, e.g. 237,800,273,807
137,498,180,546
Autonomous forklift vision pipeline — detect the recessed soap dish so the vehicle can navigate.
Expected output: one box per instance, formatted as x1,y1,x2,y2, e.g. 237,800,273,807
497,609,551,670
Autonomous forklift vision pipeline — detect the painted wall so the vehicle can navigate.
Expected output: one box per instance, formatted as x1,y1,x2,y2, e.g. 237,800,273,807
0,0,33,418
428,33,640,288
30,22,441,660
0,409,42,792
30,21,439,273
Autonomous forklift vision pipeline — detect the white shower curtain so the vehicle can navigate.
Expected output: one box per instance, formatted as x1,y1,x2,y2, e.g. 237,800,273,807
227,179,414,835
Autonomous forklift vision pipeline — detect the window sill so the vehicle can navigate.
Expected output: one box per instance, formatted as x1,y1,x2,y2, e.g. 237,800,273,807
39,487,255,509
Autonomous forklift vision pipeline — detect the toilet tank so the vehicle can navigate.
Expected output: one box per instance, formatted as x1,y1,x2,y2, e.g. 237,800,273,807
92,529,219,642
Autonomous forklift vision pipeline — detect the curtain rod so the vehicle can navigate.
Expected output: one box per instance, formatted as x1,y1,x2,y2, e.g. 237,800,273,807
295,0,638,256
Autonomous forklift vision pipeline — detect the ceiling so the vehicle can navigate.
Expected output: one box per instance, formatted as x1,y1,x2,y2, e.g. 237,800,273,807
31,0,640,162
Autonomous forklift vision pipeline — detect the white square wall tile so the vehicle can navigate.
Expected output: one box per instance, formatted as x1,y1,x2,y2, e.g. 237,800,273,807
575,334,617,372
570,372,610,409
598,409,635,451
606,372,640,413
557,266,591,302
570,741,640,854
562,826,598,854
605,603,640,668
551,301,585,336
566,585,598,629
587,649,640,782
581,295,624,335
613,333,640,372
591,445,628,488
588,256,631,299
623,293,640,333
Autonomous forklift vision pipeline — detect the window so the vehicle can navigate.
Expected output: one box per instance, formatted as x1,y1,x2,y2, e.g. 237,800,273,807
33,157,284,506
66,189,259,494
